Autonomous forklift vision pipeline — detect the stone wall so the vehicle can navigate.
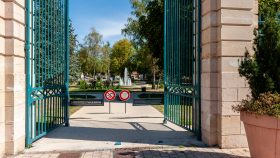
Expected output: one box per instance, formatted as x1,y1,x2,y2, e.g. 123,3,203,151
201,0,258,148
0,0,26,156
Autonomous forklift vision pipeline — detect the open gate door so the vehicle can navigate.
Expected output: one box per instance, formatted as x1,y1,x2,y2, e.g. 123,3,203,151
25,0,70,146
164,0,201,138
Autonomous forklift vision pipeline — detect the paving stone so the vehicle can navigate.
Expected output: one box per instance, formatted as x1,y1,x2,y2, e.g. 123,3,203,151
13,147,251,158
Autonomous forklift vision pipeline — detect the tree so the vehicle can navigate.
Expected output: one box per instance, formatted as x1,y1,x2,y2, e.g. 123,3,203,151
239,0,280,99
84,27,103,57
110,39,135,75
78,47,89,74
122,0,164,69
152,58,159,89
79,28,106,78
101,42,111,78
69,20,81,83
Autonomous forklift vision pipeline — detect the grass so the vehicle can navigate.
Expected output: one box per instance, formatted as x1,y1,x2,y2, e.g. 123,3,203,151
69,106,82,115
153,104,164,114
152,104,193,126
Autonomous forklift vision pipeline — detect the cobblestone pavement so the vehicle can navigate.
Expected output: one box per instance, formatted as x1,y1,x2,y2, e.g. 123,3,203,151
9,147,250,158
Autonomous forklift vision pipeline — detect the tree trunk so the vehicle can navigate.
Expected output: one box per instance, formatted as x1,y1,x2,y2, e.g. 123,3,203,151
152,67,156,89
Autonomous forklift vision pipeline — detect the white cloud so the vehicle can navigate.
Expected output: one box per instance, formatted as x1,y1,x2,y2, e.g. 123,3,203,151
96,19,126,38
74,18,127,44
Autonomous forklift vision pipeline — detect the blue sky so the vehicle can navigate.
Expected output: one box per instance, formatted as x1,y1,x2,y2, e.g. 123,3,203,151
70,0,132,45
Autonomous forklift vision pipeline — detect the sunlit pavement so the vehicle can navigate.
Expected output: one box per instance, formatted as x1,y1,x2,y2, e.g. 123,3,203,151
9,147,250,158
10,103,250,158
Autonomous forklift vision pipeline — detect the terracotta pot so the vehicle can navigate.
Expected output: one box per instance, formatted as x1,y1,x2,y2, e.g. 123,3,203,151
241,112,280,158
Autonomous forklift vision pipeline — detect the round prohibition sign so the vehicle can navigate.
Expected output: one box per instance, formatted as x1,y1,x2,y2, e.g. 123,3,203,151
104,90,116,101
119,90,131,101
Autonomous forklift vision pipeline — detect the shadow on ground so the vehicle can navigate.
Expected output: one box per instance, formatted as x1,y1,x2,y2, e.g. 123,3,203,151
27,105,205,153
114,148,250,158
44,125,201,147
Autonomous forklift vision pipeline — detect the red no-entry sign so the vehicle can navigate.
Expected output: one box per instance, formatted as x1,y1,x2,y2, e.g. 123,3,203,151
104,90,116,101
119,90,131,101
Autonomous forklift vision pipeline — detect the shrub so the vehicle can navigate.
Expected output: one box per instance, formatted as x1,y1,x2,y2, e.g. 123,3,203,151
94,81,104,90
159,82,164,89
234,0,280,117
233,92,280,117
79,80,88,89
238,0,280,99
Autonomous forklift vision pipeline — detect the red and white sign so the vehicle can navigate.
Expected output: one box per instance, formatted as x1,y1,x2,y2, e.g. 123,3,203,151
119,90,131,101
104,90,116,101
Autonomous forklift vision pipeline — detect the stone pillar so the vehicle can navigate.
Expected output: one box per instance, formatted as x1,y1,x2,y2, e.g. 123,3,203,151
0,1,6,157
201,0,219,146
201,0,258,148
2,0,26,155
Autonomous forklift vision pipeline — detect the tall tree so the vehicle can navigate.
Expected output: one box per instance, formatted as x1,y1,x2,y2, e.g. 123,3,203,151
110,39,135,75
84,27,103,57
80,28,105,78
101,42,111,78
69,21,81,83
122,0,164,69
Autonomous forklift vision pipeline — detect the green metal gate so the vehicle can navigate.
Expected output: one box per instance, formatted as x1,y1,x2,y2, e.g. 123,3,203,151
25,0,70,146
164,0,201,138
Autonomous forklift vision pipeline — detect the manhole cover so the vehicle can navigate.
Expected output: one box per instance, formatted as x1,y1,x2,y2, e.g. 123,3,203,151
114,149,136,158
58,152,82,158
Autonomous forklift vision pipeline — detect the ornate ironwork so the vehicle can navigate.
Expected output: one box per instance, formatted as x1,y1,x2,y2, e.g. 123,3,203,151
164,0,201,138
25,0,69,146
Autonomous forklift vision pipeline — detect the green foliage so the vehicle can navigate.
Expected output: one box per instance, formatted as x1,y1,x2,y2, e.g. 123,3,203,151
84,28,103,57
159,82,164,89
78,29,111,76
69,21,82,83
233,92,280,117
101,42,111,75
79,80,88,90
234,0,280,117
239,0,280,99
70,53,81,83
110,39,135,75
123,0,164,70
77,80,120,91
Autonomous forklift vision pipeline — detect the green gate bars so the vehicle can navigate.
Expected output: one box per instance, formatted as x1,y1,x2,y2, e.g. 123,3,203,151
25,0,70,146
164,0,201,138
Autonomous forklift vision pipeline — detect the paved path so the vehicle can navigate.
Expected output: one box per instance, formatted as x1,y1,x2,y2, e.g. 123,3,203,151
10,147,250,158
25,103,203,153
12,103,250,158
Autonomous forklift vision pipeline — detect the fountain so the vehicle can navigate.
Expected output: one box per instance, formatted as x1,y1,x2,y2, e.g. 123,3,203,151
127,78,132,86
119,78,124,86
119,68,132,86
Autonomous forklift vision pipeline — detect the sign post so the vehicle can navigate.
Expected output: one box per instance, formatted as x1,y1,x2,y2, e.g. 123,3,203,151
104,90,116,114
119,90,131,114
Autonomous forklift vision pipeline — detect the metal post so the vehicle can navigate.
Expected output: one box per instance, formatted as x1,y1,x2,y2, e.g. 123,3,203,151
125,102,127,114
65,0,70,127
163,0,167,125
25,0,31,147
109,101,111,114
197,0,202,140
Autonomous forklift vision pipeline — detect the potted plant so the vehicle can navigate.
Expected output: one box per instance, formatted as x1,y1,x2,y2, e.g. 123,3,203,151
233,0,280,157
233,93,280,158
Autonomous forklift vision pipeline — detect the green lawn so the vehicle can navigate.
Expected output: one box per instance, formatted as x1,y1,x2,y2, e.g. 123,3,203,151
153,104,193,126
69,106,82,115
153,104,164,114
